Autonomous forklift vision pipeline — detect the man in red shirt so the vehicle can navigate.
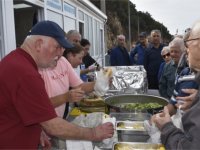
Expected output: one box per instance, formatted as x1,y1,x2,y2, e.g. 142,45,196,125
0,20,114,149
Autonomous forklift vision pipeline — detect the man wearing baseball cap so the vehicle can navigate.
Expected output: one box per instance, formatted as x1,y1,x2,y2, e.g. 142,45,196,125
0,20,114,149
130,32,148,65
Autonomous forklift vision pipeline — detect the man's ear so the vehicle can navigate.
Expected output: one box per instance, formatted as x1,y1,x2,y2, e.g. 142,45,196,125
35,38,43,52
198,40,200,49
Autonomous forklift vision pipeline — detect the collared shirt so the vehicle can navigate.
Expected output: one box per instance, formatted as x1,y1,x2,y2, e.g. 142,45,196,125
130,43,147,65
39,57,83,117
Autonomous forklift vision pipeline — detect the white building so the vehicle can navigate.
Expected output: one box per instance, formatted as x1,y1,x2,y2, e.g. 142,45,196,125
0,0,107,65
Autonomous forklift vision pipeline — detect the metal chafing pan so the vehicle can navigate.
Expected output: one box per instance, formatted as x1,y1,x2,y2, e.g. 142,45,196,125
110,112,151,121
105,94,168,114
113,142,165,150
116,121,149,142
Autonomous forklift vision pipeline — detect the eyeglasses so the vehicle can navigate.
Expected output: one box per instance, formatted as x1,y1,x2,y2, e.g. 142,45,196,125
162,53,170,58
184,38,200,48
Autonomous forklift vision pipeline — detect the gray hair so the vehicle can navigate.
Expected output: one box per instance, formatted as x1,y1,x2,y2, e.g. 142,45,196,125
190,20,200,37
169,37,185,52
117,34,125,40
65,30,81,39
161,46,170,55
150,29,161,36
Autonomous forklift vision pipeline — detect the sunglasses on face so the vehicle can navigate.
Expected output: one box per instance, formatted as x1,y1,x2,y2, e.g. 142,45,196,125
162,53,170,58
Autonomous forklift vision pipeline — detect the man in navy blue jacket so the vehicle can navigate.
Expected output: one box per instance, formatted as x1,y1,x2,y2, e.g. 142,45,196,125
144,30,165,89
110,34,131,66
130,32,148,65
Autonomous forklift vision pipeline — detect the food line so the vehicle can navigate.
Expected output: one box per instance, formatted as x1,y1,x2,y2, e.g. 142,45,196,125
69,66,167,150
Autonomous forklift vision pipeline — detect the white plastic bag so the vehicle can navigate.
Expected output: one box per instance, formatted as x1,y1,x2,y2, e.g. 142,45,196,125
102,115,116,146
144,120,161,143
94,69,110,96
171,107,183,131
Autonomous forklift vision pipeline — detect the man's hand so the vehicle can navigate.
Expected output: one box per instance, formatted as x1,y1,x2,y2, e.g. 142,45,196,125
92,122,114,141
67,88,85,102
40,131,51,150
154,106,172,130
175,89,198,111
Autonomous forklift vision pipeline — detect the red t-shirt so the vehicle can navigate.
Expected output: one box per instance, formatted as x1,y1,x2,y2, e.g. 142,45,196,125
0,48,57,149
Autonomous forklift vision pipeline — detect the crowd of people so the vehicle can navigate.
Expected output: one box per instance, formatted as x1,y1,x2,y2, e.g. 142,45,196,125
107,20,200,149
1,17,200,149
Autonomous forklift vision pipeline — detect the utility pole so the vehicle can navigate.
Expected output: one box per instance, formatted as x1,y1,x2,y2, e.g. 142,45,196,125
137,13,140,36
100,0,106,14
128,0,131,50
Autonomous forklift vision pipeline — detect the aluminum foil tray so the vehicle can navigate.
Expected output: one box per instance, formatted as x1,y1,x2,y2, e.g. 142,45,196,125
106,66,147,94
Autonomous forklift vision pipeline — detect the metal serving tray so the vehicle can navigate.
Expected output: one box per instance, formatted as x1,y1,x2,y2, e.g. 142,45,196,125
116,121,145,131
110,112,151,121
113,142,165,150
116,121,149,142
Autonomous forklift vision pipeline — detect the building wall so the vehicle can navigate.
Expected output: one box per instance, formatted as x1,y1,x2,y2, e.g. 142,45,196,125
0,0,16,59
45,0,107,66
0,0,107,66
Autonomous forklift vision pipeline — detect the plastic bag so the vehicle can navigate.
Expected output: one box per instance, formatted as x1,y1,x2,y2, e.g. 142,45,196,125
171,107,183,131
69,113,116,149
94,69,110,96
144,120,161,143
102,115,116,146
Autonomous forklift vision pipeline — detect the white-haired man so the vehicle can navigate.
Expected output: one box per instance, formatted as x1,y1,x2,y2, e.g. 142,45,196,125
159,37,185,99
0,21,114,149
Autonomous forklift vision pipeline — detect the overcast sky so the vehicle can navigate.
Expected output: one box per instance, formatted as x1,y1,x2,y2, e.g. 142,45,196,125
130,0,200,35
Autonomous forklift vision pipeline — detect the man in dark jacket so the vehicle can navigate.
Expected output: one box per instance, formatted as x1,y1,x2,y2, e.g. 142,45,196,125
144,29,165,89
130,32,148,65
110,34,131,66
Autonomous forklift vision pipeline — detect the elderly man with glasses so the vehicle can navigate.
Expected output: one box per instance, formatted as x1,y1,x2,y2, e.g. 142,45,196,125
153,20,200,149
0,21,114,149
159,37,185,99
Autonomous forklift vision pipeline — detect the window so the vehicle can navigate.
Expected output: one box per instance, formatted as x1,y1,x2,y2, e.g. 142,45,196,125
78,10,84,21
79,22,84,38
47,10,63,28
46,0,62,11
84,14,89,38
64,2,76,17
64,16,76,32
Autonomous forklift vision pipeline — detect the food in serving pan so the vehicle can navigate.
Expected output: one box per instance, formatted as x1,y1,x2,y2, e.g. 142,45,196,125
118,102,163,111
114,142,165,150
79,93,105,107
79,106,106,113
116,121,145,131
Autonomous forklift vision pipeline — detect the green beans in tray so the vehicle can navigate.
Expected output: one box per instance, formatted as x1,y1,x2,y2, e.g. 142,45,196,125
120,102,163,111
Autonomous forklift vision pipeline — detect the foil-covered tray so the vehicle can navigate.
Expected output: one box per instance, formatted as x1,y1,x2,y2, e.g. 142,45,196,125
113,142,165,150
105,66,147,94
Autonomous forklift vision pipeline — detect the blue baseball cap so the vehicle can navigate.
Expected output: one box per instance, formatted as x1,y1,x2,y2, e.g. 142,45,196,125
29,20,73,48
139,32,147,38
